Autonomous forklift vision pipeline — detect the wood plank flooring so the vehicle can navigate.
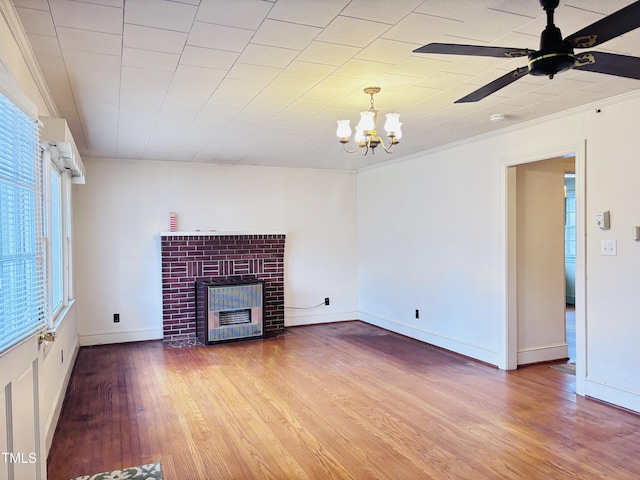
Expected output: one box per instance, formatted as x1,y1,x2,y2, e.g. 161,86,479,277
48,321,640,479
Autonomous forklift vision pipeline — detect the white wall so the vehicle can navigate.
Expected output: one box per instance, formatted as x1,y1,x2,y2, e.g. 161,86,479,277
41,308,79,452
358,142,504,365
73,159,359,344
578,97,640,410
358,92,640,412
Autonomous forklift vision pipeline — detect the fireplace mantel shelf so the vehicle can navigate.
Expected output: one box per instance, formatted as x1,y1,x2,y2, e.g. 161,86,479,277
160,230,287,237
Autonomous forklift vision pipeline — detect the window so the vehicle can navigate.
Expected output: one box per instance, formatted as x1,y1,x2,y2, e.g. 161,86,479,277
0,91,46,352
50,166,63,312
46,147,73,321
565,176,576,259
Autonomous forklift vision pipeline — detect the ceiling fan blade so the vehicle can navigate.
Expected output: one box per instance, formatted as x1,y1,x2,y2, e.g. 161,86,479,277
572,51,640,80
565,1,640,48
455,67,529,103
413,43,533,58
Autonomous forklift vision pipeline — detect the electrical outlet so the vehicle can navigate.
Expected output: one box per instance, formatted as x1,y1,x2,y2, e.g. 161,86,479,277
114,313,120,323
324,297,330,306
415,309,419,319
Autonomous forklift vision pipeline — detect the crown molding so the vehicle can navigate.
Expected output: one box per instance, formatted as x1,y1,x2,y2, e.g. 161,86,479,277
0,0,59,117
358,88,640,174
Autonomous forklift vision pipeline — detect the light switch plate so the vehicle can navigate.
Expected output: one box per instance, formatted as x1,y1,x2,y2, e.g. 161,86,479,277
601,239,617,256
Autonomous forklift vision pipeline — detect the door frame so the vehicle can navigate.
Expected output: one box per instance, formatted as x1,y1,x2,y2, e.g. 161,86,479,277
500,141,586,396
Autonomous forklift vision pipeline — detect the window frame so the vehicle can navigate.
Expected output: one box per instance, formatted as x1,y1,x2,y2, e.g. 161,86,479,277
43,146,74,327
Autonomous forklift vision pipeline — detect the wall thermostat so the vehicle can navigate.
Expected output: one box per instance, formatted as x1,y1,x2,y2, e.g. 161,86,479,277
596,211,610,230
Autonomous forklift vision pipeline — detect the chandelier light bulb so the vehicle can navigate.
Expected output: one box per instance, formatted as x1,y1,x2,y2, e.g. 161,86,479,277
384,113,402,138
358,111,376,132
336,119,352,139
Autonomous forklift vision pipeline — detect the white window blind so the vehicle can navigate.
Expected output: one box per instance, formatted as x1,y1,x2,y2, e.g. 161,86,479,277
0,91,46,352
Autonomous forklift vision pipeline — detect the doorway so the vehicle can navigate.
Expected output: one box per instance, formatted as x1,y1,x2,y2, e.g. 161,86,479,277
502,142,585,395
512,157,571,366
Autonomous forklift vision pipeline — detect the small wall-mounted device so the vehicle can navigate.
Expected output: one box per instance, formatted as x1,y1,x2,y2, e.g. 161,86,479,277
635,226,640,241
596,211,610,230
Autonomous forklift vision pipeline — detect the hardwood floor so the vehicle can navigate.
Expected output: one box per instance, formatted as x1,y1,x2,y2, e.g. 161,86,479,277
48,321,640,479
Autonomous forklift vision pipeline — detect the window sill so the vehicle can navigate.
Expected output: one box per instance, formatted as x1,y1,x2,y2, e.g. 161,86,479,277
51,298,76,333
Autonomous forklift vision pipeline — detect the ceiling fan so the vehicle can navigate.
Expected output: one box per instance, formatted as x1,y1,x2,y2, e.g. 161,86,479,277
413,0,640,103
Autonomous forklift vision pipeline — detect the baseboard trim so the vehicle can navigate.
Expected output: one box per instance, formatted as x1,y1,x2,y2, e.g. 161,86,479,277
585,377,640,414
359,310,499,366
517,343,568,365
79,328,163,346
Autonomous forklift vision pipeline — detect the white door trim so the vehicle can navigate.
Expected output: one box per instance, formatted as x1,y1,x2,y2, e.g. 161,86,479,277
499,141,586,396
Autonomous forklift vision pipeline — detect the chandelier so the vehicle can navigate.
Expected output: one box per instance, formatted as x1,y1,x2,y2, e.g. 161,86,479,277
336,87,402,155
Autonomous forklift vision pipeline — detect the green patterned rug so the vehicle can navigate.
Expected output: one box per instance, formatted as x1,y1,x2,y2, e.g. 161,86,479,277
70,462,162,480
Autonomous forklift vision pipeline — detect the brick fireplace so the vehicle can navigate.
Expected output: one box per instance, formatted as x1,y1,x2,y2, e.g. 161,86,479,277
160,232,285,341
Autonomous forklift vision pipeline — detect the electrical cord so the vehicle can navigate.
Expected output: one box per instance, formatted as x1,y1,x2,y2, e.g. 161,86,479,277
284,302,326,310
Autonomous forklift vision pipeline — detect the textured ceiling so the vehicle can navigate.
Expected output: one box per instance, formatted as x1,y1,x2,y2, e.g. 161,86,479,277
13,0,640,170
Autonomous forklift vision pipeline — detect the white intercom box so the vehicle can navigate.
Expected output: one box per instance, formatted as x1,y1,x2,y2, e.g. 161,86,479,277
596,211,610,230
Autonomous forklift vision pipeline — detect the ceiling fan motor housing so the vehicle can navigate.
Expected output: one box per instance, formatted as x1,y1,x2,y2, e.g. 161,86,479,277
528,25,574,77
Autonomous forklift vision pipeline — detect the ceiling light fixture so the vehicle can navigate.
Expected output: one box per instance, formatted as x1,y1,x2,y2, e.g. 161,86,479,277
336,87,402,155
